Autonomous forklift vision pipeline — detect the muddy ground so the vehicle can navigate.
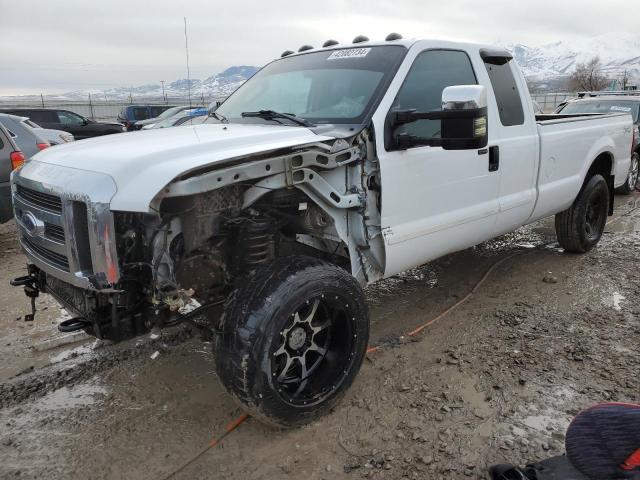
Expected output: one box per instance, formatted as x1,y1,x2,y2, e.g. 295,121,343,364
0,193,639,480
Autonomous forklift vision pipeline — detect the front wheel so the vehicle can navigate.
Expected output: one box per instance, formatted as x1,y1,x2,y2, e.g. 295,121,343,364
555,174,609,253
214,256,369,427
615,152,639,194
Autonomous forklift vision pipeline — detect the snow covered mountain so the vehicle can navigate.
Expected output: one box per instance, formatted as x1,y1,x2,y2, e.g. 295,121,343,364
504,33,640,83
29,65,259,101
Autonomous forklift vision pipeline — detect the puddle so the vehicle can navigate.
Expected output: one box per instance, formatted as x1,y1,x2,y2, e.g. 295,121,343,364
34,383,107,410
49,343,95,363
521,413,569,433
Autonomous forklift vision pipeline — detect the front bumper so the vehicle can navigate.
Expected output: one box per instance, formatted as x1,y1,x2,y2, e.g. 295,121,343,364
11,161,120,290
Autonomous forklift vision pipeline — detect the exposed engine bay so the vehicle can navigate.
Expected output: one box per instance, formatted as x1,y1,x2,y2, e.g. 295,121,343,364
23,133,386,342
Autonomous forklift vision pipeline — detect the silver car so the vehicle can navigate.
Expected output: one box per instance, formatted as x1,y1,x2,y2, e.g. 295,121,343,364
18,116,74,145
0,113,50,159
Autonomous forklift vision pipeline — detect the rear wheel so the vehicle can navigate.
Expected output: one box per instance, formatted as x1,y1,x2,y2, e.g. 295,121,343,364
214,255,369,427
615,152,639,194
555,174,609,253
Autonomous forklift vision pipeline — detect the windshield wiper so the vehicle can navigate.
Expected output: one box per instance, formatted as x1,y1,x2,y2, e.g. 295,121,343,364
209,111,228,123
241,110,314,127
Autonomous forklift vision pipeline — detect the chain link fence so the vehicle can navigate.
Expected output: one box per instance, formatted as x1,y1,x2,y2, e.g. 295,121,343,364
0,95,227,122
0,92,578,122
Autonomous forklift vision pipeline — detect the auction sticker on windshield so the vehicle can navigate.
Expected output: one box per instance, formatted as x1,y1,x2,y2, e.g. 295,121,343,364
610,106,632,112
327,48,371,60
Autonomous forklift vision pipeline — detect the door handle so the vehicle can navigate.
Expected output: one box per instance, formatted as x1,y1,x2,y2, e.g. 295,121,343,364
489,146,499,172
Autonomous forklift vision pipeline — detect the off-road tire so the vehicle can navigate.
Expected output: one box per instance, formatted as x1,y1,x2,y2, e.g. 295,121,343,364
214,255,369,427
614,152,639,194
555,174,609,253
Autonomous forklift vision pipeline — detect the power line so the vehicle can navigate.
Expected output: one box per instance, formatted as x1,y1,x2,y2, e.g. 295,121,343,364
184,17,192,109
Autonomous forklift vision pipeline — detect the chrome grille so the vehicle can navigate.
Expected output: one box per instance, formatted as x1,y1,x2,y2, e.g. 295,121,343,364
22,236,70,272
15,185,63,213
44,223,65,243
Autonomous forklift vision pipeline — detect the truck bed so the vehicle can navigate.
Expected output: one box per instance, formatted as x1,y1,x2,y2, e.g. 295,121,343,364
531,112,632,221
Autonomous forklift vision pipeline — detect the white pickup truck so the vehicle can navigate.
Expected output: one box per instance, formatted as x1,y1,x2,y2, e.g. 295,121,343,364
10,35,633,426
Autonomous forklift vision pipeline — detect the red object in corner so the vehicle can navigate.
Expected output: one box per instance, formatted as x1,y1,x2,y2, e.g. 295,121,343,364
621,448,640,471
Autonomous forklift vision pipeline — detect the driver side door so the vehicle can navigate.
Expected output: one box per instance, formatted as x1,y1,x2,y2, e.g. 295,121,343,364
376,49,501,276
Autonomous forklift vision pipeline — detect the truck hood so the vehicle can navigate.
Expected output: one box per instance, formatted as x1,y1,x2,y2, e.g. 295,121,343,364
27,123,334,212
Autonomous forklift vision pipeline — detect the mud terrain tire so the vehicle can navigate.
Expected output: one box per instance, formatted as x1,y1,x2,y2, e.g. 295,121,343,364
555,174,609,253
214,255,369,427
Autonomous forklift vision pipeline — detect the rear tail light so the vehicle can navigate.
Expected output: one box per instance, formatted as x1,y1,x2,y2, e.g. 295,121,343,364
37,142,50,151
10,151,25,170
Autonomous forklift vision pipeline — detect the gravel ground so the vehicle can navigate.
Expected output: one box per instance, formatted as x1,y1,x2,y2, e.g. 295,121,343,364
0,192,638,480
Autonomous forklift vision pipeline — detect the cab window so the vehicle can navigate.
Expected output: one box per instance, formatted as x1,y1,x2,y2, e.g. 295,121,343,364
391,50,477,141
483,59,525,126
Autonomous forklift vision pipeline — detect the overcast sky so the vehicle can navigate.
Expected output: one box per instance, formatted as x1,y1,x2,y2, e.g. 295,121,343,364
0,0,636,95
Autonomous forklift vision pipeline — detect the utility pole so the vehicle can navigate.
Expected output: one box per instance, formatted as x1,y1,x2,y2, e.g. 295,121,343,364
184,17,192,108
160,80,166,104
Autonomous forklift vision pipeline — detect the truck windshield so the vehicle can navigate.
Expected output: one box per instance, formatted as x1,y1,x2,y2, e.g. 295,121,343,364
561,100,640,122
215,46,407,125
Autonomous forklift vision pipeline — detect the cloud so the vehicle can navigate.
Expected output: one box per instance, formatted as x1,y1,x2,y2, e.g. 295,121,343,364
0,0,637,94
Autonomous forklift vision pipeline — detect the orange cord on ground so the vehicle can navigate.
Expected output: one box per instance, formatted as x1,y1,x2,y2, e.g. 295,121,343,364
366,252,520,354
162,413,250,480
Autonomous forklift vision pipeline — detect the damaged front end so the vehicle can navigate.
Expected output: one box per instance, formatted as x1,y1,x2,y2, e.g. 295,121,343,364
11,133,386,343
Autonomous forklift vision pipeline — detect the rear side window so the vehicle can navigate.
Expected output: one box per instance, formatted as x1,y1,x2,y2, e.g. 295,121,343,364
133,108,148,120
28,110,58,123
150,106,165,117
483,60,524,126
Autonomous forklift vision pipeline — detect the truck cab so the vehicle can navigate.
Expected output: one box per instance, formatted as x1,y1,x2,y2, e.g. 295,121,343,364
10,35,633,427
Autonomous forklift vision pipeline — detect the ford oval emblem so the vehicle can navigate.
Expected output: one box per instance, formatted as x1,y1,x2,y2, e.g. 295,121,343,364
21,212,43,236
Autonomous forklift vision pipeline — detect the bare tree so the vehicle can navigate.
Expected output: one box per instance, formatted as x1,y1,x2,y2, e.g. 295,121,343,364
568,57,610,91
618,70,630,90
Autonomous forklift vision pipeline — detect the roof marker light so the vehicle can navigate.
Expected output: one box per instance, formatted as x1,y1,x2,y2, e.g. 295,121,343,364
281,50,294,57
298,45,314,52
385,32,403,41
352,35,369,44
322,39,339,47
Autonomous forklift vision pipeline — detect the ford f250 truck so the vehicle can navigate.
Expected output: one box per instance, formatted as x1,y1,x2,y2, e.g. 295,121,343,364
10,35,633,427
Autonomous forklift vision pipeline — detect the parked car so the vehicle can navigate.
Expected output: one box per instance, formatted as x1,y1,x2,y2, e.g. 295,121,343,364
17,117,74,145
174,113,209,127
556,94,640,193
0,113,50,158
117,105,176,131
0,108,124,139
133,106,194,130
0,122,24,223
143,107,208,129
10,37,633,428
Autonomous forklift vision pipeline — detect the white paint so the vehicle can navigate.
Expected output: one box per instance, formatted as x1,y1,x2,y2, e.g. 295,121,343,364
26,123,333,212
372,39,632,276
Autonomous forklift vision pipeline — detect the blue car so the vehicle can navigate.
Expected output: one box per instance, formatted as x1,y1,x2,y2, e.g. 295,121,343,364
117,105,176,131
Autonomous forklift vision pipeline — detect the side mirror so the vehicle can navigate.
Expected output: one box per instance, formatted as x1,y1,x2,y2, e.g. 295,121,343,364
385,84,488,151
440,85,488,150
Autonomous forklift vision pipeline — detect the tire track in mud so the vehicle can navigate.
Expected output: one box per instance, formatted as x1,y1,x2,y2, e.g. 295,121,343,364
0,327,195,408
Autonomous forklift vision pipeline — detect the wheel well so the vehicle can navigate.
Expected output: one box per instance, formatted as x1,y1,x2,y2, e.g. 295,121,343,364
585,152,614,215
586,152,613,181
